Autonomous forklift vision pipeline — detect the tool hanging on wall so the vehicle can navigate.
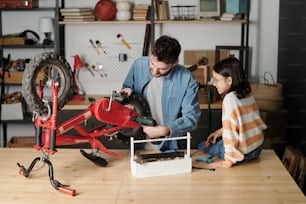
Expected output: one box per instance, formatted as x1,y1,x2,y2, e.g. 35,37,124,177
89,39,100,55
116,34,131,49
96,63,107,78
84,63,96,77
95,40,107,54
90,63,107,78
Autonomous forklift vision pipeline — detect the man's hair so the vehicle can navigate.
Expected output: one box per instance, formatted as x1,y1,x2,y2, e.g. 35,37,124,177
213,57,251,99
151,35,181,64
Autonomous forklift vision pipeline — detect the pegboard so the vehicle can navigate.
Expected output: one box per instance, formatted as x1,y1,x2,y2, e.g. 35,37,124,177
65,24,146,95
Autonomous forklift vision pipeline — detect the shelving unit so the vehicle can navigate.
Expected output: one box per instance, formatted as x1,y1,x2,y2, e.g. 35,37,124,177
0,0,250,147
0,1,63,147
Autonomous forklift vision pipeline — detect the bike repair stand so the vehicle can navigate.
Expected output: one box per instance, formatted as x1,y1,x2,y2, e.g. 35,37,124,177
17,82,76,196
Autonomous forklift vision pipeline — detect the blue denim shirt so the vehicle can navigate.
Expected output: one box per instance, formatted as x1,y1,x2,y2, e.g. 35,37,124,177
122,56,201,151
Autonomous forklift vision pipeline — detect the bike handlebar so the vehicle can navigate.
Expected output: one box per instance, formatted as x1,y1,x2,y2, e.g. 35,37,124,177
58,186,76,196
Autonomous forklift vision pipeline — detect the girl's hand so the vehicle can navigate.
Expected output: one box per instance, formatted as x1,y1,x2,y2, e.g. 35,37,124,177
205,128,223,147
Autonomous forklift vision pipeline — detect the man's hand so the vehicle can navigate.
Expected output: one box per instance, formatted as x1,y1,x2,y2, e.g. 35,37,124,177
142,125,170,139
120,88,133,96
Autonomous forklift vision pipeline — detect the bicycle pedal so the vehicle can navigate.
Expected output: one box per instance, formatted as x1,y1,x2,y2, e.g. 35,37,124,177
80,149,108,167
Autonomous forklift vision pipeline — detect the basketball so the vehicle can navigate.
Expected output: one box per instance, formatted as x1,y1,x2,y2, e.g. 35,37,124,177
94,0,117,21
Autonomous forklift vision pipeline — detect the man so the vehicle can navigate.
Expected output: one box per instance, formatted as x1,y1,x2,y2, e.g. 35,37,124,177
121,35,201,152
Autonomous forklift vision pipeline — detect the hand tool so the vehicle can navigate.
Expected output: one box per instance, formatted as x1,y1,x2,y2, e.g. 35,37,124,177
89,39,100,55
116,34,131,49
95,40,107,54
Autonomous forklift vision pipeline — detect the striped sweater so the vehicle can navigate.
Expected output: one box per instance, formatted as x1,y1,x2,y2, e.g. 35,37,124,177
222,92,267,164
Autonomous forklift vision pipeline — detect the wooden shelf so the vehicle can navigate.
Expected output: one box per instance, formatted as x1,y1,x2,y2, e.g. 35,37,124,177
59,20,150,25
59,19,247,25
0,8,56,12
155,19,247,24
0,43,54,49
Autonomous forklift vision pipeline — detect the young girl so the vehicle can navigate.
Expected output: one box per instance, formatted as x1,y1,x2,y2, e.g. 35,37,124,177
198,57,267,168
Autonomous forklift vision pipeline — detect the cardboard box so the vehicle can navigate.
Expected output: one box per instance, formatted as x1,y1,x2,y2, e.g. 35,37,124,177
1,102,24,120
0,71,24,84
198,85,220,104
7,136,35,148
184,50,229,80
0,37,24,45
0,0,38,9
188,65,209,84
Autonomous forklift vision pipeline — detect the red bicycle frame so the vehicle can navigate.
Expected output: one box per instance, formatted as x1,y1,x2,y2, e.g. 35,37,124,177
18,81,143,196
34,81,141,158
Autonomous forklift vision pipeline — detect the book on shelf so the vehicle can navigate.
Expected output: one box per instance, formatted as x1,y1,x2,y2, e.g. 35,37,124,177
153,0,159,20
133,9,149,14
134,4,149,10
60,8,92,12
133,5,149,13
153,0,170,20
159,0,170,20
220,12,243,21
133,4,151,20
61,11,94,16
63,17,95,22
133,16,147,21
60,8,94,17
133,13,147,17
63,14,95,19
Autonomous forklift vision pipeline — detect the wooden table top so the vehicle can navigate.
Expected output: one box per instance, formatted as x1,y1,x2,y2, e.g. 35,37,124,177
0,148,305,204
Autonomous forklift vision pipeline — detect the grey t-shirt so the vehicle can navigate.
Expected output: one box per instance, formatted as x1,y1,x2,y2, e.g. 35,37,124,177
144,76,165,149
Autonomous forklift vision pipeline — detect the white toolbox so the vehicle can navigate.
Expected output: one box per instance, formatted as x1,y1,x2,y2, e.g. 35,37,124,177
130,133,192,178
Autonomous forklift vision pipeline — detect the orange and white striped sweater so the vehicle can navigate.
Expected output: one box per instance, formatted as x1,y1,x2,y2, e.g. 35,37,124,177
222,92,267,164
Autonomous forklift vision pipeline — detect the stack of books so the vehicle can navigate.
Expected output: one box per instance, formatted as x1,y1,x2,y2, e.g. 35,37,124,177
133,4,150,21
60,8,95,22
220,12,243,21
152,0,170,20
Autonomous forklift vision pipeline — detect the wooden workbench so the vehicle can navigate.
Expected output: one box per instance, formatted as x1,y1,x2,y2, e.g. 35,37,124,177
0,148,305,203
62,95,223,110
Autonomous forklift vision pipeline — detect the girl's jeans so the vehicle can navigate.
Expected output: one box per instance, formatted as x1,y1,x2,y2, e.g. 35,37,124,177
198,140,262,163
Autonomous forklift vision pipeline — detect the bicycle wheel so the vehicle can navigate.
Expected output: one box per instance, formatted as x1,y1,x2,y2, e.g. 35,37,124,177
22,52,74,114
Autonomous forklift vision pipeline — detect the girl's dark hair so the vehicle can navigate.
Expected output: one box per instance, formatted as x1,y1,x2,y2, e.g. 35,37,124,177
151,35,181,64
213,57,251,99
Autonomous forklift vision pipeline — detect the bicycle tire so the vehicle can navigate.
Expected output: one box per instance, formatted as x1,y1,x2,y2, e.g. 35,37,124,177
22,52,74,114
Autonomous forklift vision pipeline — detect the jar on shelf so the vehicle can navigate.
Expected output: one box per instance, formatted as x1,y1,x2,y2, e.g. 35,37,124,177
116,1,132,21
